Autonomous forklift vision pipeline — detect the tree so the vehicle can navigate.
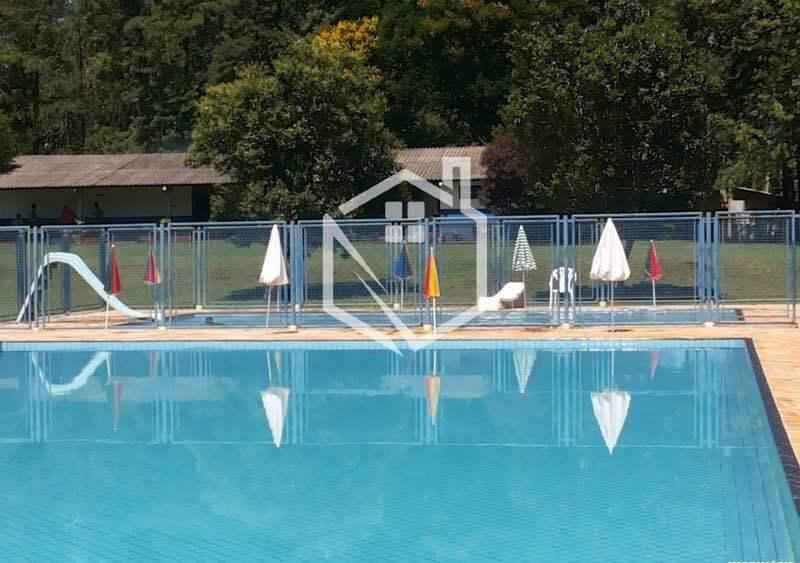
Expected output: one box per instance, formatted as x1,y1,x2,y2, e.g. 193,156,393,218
480,135,534,214
376,0,516,146
694,1,800,205
0,112,15,170
500,1,720,212
190,40,396,220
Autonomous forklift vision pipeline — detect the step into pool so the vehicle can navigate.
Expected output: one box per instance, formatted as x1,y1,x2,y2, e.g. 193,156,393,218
0,339,796,561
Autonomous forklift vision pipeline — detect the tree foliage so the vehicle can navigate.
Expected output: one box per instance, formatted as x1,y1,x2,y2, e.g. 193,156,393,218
0,112,15,170
3,0,800,215
190,40,395,220
496,1,720,212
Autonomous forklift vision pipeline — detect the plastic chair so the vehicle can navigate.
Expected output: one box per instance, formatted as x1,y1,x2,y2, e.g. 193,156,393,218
548,267,575,312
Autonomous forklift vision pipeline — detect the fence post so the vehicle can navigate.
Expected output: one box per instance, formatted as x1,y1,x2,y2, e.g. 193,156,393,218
60,230,71,313
15,229,26,311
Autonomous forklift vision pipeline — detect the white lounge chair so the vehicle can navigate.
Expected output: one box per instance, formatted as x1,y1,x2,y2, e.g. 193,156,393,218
478,282,526,312
549,267,576,311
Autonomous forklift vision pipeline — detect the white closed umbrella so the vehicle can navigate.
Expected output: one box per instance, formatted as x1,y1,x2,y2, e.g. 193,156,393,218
591,390,631,455
512,350,536,394
511,226,537,307
590,219,630,330
260,387,290,448
259,224,290,328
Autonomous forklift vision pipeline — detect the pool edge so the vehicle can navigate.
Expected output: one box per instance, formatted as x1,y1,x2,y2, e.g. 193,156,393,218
745,337,800,514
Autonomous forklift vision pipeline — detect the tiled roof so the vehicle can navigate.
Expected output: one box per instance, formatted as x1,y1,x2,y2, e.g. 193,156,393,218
0,153,232,190
0,147,486,190
394,146,486,180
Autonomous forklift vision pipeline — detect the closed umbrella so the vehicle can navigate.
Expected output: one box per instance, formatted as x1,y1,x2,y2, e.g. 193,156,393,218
144,249,162,321
511,226,537,307
644,240,663,307
423,247,441,332
590,219,630,330
512,350,536,394
259,225,289,328
392,243,413,308
261,387,290,448
105,245,122,329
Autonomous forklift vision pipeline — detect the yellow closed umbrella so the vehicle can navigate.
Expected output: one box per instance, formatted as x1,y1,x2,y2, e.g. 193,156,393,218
424,247,441,331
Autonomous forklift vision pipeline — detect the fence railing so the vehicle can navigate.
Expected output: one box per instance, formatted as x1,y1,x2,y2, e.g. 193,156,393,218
2,211,797,330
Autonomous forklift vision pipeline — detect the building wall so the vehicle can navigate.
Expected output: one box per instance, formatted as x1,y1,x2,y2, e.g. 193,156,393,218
0,186,194,223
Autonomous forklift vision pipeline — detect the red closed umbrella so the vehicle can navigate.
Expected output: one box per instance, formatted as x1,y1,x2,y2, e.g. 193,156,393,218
105,245,122,328
645,240,662,307
144,251,161,286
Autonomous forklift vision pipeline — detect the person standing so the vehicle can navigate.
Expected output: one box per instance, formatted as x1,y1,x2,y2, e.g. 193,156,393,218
60,205,78,225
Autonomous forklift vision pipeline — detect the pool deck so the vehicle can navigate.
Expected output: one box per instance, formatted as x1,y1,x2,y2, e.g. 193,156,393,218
1,322,798,454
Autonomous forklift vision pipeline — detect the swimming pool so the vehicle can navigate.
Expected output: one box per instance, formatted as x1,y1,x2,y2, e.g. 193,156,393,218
0,339,797,561
160,306,736,328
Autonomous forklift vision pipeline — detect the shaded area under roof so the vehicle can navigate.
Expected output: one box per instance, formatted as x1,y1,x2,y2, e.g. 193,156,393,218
0,147,487,190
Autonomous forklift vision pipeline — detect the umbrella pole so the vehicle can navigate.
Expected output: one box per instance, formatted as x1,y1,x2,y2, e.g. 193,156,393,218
104,298,110,330
523,270,527,308
432,297,437,333
264,286,272,328
610,282,615,332
651,279,656,308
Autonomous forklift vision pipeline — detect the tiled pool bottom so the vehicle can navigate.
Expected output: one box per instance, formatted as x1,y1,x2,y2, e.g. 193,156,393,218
0,340,797,562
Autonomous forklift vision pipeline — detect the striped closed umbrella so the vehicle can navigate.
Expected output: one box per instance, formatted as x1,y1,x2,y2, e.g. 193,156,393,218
511,226,537,307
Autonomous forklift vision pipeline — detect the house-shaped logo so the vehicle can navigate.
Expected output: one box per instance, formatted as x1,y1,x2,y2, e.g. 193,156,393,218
322,156,487,352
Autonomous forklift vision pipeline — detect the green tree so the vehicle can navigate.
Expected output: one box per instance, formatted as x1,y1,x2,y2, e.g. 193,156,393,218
695,1,800,204
376,0,516,146
190,40,396,220
0,112,15,170
499,1,720,212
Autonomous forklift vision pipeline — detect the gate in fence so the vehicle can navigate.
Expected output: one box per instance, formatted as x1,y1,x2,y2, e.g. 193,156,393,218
713,210,796,324
569,213,711,326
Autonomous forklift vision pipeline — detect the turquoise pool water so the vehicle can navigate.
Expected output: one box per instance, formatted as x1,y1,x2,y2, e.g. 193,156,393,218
162,307,736,328
0,340,797,562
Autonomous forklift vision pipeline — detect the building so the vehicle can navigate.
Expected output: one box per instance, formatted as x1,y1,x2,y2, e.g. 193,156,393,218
0,147,488,225
0,153,229,225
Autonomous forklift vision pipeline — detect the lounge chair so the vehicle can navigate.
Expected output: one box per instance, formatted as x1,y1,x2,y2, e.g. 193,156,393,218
477,282,526,311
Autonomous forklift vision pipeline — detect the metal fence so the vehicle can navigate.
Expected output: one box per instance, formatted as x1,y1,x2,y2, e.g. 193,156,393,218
3,211,798,330
569,213,711,325
0,226,31,326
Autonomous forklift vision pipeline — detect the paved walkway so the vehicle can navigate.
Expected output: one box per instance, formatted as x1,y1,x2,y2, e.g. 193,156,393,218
2,323,798,454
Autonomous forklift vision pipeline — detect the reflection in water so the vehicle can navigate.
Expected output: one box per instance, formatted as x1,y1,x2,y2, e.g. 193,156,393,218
261,387,290,448
512,350,536,394
1,343,794,563
424,375,440,426
3,345,729,451
591,391,631,455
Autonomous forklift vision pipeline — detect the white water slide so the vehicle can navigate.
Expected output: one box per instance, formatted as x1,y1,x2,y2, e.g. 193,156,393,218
17,252,150,323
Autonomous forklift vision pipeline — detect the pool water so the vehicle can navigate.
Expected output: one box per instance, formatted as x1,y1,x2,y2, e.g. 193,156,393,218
162,306,736,328
0,340,797,562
